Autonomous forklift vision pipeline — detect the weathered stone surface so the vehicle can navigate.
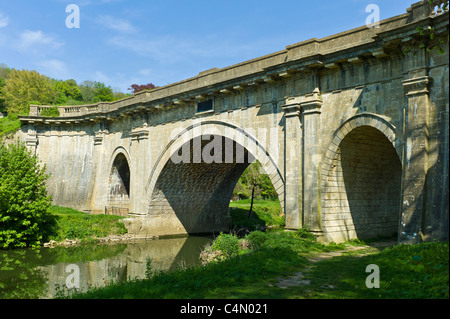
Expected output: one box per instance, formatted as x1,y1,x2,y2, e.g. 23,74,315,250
14,1,449,243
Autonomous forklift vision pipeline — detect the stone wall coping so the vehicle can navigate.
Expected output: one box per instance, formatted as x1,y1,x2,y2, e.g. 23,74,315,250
19,0,448,125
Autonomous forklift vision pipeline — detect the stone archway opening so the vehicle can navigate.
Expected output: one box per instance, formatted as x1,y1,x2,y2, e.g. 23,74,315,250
229,160,284,231
148,133,283,235
107,152,131,213
323,125,402,242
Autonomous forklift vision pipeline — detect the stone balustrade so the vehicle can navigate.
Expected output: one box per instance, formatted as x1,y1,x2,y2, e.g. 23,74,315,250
430,0,449,16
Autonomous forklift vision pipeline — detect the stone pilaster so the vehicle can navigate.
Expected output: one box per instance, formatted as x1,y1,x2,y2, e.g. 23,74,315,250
25,123,38,155
400,76,430,243
130,126,150,216
282,98,302,230
89,129,107,214
300,89,323,234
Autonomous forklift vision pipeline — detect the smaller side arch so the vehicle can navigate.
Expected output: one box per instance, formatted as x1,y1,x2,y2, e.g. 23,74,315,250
320,113,403,242
321,113,403,183
107,146,132,213
109,146,132,168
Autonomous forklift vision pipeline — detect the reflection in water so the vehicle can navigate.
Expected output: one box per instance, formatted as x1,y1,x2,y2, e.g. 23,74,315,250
0,236,211,299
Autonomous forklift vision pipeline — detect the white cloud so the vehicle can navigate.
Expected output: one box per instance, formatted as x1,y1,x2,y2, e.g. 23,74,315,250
93,70,110,84
37,59,69,79
139,68,153,76
0,12,9,28
107,35,214,64
107,33,285,68
98,15,136,33
16,30,64,52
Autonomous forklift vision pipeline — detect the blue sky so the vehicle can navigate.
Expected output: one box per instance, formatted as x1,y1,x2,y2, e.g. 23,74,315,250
0,0,414,93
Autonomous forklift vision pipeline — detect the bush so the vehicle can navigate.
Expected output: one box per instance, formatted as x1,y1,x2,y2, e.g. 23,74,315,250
40,106,60,117
0,141,55,249
211,233,240,257
246,231,269,249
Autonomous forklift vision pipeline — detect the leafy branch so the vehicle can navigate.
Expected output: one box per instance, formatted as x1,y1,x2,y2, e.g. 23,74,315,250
403,1,449,55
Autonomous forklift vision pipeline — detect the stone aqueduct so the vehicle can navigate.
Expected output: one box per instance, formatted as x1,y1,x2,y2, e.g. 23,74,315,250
16,1,449,243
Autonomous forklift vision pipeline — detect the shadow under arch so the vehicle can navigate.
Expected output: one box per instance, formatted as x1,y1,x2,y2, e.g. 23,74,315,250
107,147,132,211
321,113,403,242
144,120,285,235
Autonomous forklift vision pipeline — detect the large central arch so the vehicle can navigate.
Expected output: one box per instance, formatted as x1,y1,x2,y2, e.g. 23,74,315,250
144,120,285,235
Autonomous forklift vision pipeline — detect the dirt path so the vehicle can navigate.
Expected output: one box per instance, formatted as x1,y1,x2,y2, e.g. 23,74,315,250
274,241,396,289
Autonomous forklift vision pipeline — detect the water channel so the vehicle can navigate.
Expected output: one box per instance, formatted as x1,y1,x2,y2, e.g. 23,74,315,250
0,236,212,299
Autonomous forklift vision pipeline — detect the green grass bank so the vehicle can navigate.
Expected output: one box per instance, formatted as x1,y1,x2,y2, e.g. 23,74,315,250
61,228,448,299
45,206,127,244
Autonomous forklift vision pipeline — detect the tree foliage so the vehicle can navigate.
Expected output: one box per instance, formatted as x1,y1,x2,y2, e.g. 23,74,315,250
403,1,449,56
39,106,60,117
93,81,114,102
78,80,115,103
128,83,157,94
0,141,54,249
0,69,58,115
0,64,11,113
55,79,82,104
232,161,278,201
0,64,132,118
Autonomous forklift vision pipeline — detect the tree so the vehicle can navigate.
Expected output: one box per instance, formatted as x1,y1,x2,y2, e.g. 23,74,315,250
55,79,82,102
231,161,279,217
0,69,58,115
0,141,55,249
0,64,12,113
39,106,60,117
246,161,262,219
94,81,114,102
128,83,156,94
79,80,96,103
0,64,11,79
79,81,114,103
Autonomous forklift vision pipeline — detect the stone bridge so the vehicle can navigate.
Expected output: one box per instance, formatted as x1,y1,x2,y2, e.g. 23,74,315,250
17,0,449,243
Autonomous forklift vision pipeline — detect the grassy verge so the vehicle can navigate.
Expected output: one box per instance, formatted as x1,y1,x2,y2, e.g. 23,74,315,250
46,206,128,243
63,228,448,299
62,229,341,299
54,200,448,299
286,241,449,299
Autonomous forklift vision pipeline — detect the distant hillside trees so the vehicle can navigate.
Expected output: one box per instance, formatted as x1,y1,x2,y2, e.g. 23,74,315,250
0,64,130,117
0,64,11,113
55,79,82,104
1,69,58,115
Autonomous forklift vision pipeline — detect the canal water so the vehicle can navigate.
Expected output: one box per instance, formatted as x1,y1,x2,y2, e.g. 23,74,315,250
0,236,212,299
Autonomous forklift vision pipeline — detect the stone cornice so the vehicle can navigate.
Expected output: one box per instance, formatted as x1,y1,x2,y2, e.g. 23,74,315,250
19,1,448,126
402,76,431,96
130,130,150,141
300,89,323,115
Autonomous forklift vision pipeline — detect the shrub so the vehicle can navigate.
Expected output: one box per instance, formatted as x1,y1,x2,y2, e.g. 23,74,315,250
211,233,240,257
0,141,55,249
246,231,269,249
40,106,60,117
